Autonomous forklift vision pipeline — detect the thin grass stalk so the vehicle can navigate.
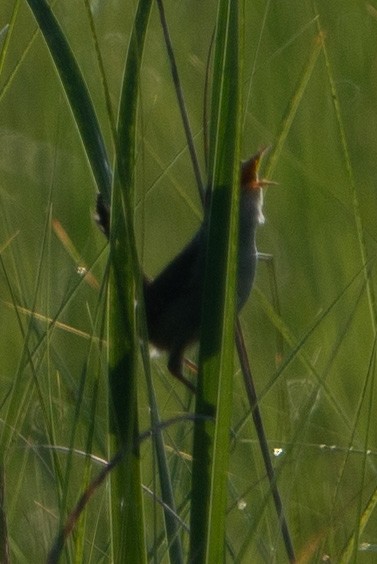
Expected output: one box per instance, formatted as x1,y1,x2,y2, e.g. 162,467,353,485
82,0,117,140
46,414,206,562
0,206,66,507
254,272,368,423
265,33,323,178
339,336,377,563
0,466,9,564
139,323,185,563
235,322,296,563
156,0,205,202
313,7,377,338
236,275,370,560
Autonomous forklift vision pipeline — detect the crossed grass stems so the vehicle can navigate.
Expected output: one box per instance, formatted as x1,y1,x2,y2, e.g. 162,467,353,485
7,1,296,561
46,6,295,564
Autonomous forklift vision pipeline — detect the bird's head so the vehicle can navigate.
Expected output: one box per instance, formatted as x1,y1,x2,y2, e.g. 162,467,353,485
241,147,277,224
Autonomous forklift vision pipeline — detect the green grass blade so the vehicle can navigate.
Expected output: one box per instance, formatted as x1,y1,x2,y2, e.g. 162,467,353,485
0,466,9,564
142,355,185,564
266,33,323,179
190,3,242,561
23,0,112,200
107,1,152,562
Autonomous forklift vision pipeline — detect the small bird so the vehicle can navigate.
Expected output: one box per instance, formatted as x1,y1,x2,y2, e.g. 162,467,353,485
96,149,273,391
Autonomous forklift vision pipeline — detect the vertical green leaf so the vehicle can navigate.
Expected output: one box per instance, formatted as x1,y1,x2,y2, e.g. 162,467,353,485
190,2,242,562
107,1,152,562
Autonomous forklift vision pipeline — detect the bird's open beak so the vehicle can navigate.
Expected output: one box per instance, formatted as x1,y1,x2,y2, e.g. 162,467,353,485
241,147,278,190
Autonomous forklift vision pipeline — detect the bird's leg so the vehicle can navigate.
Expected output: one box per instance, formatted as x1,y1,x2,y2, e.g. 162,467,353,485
168,347,196,393
183,357,198,374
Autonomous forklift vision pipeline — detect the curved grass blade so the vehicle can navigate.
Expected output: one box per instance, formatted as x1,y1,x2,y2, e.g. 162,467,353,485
82,0,117,140
47,413,208,563
190,3,242,561
24,0,112,200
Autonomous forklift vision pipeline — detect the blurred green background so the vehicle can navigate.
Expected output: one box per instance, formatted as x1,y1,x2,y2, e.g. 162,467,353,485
0,0,377,562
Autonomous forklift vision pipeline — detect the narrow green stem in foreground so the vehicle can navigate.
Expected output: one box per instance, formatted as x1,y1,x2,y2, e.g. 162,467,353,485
190,3,242,561
107,1,153,562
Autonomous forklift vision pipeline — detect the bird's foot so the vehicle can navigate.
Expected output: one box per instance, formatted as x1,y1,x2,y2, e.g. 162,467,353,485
168,352,196,393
